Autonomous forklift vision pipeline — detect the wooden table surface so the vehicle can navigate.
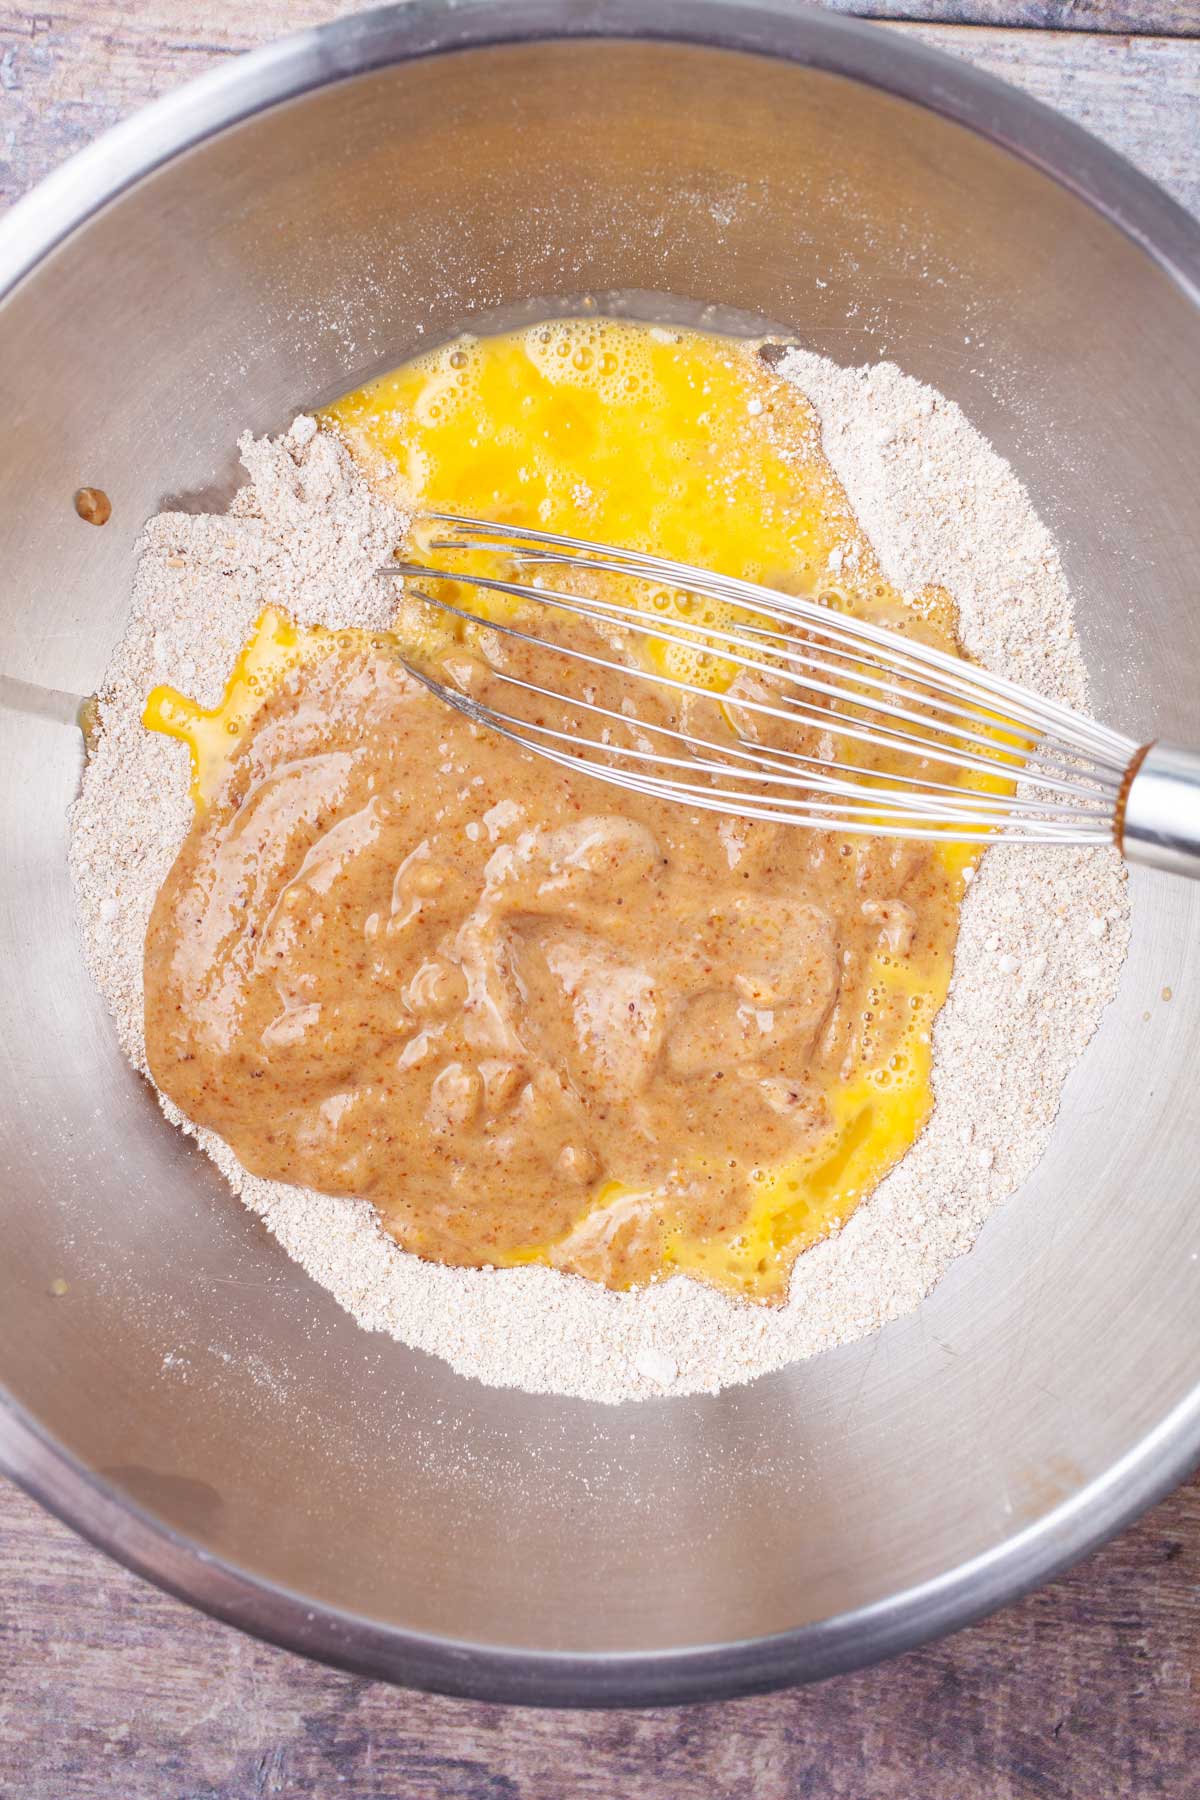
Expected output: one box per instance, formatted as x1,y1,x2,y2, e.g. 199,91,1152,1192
1,5,1198,1795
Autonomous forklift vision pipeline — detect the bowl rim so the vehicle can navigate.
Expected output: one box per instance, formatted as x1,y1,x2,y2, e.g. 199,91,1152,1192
3,0,1199,1708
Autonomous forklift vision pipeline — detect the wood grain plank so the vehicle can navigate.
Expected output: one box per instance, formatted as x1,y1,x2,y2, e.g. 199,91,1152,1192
2,6,1199,1796
2,1471,1198,1798
828,1,1200,37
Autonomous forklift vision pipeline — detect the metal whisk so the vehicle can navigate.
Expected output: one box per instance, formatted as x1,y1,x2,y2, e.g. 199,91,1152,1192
386,513,1200,879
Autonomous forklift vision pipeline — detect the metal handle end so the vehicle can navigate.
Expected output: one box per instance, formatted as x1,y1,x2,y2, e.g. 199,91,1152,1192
1120,741,1200,879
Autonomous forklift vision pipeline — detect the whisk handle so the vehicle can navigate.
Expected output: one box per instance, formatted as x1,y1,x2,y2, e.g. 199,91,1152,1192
1121,742,1200,879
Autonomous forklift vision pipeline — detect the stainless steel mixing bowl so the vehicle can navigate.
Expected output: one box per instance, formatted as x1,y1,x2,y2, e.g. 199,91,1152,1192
2,0,1199,1707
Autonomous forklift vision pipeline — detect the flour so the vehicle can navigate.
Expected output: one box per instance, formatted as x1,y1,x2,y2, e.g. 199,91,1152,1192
68,359,1129,1404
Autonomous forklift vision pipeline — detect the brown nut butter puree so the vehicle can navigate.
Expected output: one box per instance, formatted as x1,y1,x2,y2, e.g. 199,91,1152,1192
145,612,967,1303
143,320,976,1302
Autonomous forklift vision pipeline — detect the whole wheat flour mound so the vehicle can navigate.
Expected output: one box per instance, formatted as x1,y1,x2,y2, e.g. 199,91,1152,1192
69,366,1129,1403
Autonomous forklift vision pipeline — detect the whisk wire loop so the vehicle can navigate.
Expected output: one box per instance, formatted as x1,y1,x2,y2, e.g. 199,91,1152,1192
385,514,1140,847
